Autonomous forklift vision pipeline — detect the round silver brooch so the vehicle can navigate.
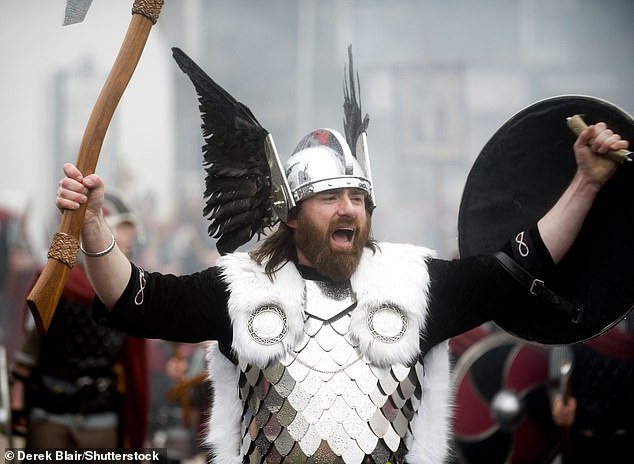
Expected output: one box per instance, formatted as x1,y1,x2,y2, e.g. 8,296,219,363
367,305,408,343
247,305,288,345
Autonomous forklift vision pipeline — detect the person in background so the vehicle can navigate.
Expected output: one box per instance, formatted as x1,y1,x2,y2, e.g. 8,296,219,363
550,319,634,463
10,190,149,453
0,201,37,369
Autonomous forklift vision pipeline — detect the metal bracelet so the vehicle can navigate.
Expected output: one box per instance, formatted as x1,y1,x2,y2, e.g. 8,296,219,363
80,233,116,257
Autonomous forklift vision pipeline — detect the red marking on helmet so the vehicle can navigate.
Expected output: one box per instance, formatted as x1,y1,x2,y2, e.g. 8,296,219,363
311,130,330,146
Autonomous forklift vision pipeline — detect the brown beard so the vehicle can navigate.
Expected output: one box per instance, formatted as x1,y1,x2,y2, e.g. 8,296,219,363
294,210,370,281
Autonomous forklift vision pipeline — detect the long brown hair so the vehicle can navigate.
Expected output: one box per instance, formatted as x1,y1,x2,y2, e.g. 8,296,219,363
249,222,297,279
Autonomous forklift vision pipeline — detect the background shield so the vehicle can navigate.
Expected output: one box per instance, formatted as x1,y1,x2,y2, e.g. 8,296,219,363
452,332,559,464
458,95,634,344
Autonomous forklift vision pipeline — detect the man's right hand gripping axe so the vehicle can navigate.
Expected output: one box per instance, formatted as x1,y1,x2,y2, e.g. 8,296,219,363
26,0,165,335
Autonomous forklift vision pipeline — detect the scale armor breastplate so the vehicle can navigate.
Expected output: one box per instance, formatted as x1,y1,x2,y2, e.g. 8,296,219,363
210,244,448,464
238,279,423,464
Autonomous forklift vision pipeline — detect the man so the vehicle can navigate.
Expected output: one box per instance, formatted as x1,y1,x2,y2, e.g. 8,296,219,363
0,202,36,369
11,190,149,452
52,109,628,463
550,320,634,463
49,36,628,464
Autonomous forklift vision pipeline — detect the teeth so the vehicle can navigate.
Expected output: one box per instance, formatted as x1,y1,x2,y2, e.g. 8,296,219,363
332,229,354,243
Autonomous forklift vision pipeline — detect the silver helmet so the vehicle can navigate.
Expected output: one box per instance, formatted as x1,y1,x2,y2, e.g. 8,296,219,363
283,128,375,208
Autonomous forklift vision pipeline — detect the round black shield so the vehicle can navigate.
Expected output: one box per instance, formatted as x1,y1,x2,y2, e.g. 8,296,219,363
458,95,634,344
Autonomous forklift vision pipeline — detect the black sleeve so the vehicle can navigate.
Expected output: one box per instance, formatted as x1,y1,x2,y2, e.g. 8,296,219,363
501,226,556,280
421,227,555,353
93,262,232,348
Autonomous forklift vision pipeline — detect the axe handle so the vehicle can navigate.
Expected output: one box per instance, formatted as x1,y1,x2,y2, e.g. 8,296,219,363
27,2,164,335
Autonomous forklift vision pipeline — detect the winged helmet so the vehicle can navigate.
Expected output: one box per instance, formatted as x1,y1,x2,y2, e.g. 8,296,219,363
172,45,373,255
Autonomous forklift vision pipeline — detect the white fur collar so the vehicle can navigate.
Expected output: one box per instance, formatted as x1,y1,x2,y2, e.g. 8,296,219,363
350,242,434,366
217,242,435,368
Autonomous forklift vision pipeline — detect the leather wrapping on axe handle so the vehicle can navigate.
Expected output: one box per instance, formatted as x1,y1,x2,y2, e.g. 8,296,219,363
27,3,164,335
132,0,164,24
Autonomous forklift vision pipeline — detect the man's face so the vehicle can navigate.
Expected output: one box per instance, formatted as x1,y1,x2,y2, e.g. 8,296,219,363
288,188,370,281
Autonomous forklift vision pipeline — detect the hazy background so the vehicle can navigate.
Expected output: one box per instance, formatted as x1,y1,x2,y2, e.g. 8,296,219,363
2,0,633,261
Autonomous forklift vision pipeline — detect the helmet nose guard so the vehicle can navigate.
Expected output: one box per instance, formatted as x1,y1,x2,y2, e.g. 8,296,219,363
284,128,374,207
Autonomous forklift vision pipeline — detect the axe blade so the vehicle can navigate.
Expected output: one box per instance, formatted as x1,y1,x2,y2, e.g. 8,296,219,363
63,0,94,26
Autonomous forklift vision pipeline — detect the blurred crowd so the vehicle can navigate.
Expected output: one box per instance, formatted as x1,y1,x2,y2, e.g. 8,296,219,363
0,188,217,463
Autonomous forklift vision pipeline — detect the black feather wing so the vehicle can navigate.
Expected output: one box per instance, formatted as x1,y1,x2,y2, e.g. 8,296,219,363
343,45,369,159
172,47,276,254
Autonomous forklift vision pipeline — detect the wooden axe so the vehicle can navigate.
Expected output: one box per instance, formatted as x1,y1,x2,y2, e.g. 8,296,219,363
26,0,165,335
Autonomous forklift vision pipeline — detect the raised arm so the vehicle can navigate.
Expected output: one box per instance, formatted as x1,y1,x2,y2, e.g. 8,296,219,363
538,122,629,263
56,163,131,309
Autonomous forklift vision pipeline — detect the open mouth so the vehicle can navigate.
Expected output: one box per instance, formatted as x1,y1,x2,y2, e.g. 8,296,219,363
331,228,355,247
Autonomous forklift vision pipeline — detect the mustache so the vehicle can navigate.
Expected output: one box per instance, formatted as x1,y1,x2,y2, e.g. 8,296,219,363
329,217,359,231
